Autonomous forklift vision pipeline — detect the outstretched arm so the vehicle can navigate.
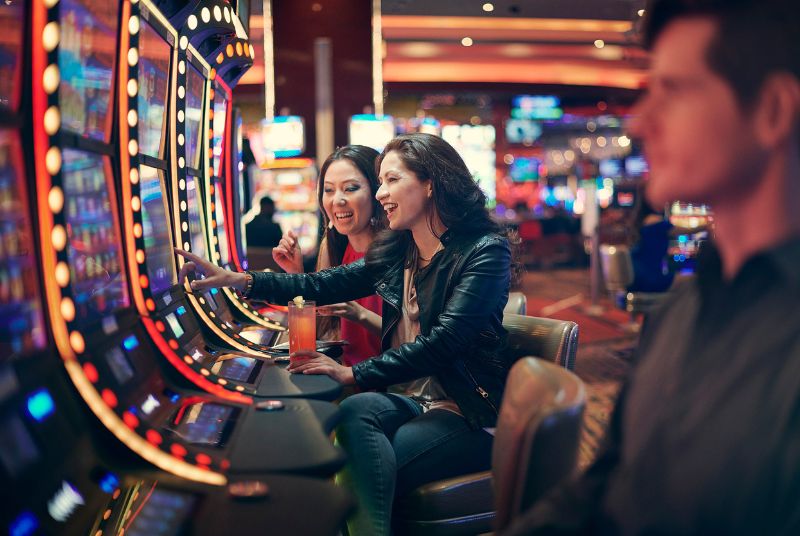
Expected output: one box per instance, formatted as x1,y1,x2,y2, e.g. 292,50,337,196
317,301,383,337
175,248,248,292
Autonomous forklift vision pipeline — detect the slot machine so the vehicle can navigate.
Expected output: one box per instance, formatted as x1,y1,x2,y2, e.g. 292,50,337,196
28,0,348,488
4,1,352,534
111,0,341,400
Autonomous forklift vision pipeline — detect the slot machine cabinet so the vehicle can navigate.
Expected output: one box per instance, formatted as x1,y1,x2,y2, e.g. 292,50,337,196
3,2,353,533
29,0,346,487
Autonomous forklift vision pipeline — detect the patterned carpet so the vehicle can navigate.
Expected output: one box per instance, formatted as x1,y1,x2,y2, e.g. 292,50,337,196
518,269,639,469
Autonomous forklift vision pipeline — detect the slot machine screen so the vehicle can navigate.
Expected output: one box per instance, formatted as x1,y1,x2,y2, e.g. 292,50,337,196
211,95,227,177
211,356,260,384
137,20,171,159
0,130,47,358
58,0,119,141
185,175,208,260
171,402,237,446
140,165,177,298
234,114,248,253
124,486,197,536
0,0,24,110
212,183,231,266
62,149,130,328
185,62,205,170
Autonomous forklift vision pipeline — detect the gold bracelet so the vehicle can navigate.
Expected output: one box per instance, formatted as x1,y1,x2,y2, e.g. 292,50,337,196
242,271,254,297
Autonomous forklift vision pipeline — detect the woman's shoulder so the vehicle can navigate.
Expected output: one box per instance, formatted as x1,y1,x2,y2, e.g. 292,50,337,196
447,230,509,251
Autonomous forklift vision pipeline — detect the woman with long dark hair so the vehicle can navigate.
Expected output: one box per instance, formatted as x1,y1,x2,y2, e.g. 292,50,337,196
271,145,386,365
176,133,513,535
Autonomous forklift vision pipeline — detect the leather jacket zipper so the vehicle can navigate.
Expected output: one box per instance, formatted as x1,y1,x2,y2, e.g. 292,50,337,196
459,361,499,415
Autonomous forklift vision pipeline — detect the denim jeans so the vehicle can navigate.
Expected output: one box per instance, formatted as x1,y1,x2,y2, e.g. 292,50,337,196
336,392,494,535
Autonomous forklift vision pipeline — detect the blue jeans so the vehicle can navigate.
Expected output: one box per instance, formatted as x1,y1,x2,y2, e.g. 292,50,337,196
336,392,494,535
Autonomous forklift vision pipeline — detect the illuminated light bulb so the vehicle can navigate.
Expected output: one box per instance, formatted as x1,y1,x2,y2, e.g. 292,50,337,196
146,298,155,311
179,178,186,190
201,7,210,23
179,156,185,168
70,331,85,353
213,6,221,21
136,250,145,263
180,200,187,211
168,340,179,350
61,297,75,321
218,378,228,385
127,78,138,97
83,362,99,383
43,22,60,52
48,186,64,213
129,167,139,184
638,9,646,16
55,262,70,286
226,44,234,57
188,14,198,30
235,385,245,391
101,389,118,408
178,110,185,122
178,133,185,145
128,47,138,66
128,139,138,156
43,64,60,94
224,7,231,23
127,109,138,127
180,35,188,50
483,3,494,12
183,241,190,249
129,15,140,35
44,106,61,135
200,368,210,376
183,355,193,364
618,135,631,147
594,39,605,49
44,0,60,10
50,225,67,251
171,443,188,457
249,44,255,58
179,60,185,74
182,222,188,232
461,37,473,47
139,274,149,288
145,429,163,445
46,147,61,174
216,52,224,64
133,223,142,238
131,196,141,211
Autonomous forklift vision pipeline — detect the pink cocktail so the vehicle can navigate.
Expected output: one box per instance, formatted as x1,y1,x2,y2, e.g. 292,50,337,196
288,300,316,364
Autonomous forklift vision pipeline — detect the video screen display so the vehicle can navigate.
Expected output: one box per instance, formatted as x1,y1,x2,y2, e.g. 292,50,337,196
185,62,205,170
140,165,177,298
235,114,248,253
212,182,231,266
0,414,40,478
599,159,623,178
126,487,197,536
211,95,228,176
165,312,184,339
171,402,236,446
510,157,540,182
185,175,207,260
625,155,649,177
211,356,260,384
0,130,47,358
138,20,171,159
0,1,24,110
58,0,119,141
62,149,130,328
105,346,135,386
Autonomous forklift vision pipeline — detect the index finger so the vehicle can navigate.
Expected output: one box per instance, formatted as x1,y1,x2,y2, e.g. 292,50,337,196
174,248,204,265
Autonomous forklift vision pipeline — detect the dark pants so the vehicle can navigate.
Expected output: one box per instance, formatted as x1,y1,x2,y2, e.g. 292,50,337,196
336,392,494,535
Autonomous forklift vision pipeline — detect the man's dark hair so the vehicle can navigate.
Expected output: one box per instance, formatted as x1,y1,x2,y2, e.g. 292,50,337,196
644,0,800,108
259,196,275,211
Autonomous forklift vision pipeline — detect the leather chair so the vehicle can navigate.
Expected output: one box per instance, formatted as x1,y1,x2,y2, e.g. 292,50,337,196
393,316,581,535
599,244,667,323
503,292,528,316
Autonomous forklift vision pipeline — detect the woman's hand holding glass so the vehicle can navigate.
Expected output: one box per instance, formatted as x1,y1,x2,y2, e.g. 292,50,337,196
174,248,248,293
272,230,303,273
287,351,355,385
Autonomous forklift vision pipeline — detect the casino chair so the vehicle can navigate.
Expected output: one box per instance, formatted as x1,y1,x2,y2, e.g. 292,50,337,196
503,291,528,316
599,244,668,329
392,315,581,535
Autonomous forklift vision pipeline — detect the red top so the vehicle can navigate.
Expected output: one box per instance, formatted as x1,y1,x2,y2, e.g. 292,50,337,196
340,244,383,366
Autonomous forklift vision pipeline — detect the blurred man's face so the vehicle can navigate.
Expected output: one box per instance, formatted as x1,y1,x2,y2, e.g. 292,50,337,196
629,18,766,208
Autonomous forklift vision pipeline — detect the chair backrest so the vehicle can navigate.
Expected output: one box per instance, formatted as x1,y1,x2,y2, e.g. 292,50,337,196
599,244,634,292
246,246,282,272
491,357,586,533
502,314,579,371
504,292,528,316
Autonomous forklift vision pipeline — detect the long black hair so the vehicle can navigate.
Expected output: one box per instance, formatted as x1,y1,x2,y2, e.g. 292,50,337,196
365,133,506,269
315,145,386,269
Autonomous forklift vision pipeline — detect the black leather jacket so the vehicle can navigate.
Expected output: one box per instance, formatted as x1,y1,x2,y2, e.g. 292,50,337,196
251,230,512,428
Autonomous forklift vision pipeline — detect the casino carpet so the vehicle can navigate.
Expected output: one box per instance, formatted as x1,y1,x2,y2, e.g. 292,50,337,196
518,269,639,469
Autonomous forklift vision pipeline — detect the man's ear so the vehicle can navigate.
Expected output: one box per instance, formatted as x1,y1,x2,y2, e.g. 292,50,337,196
754,72,800,149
